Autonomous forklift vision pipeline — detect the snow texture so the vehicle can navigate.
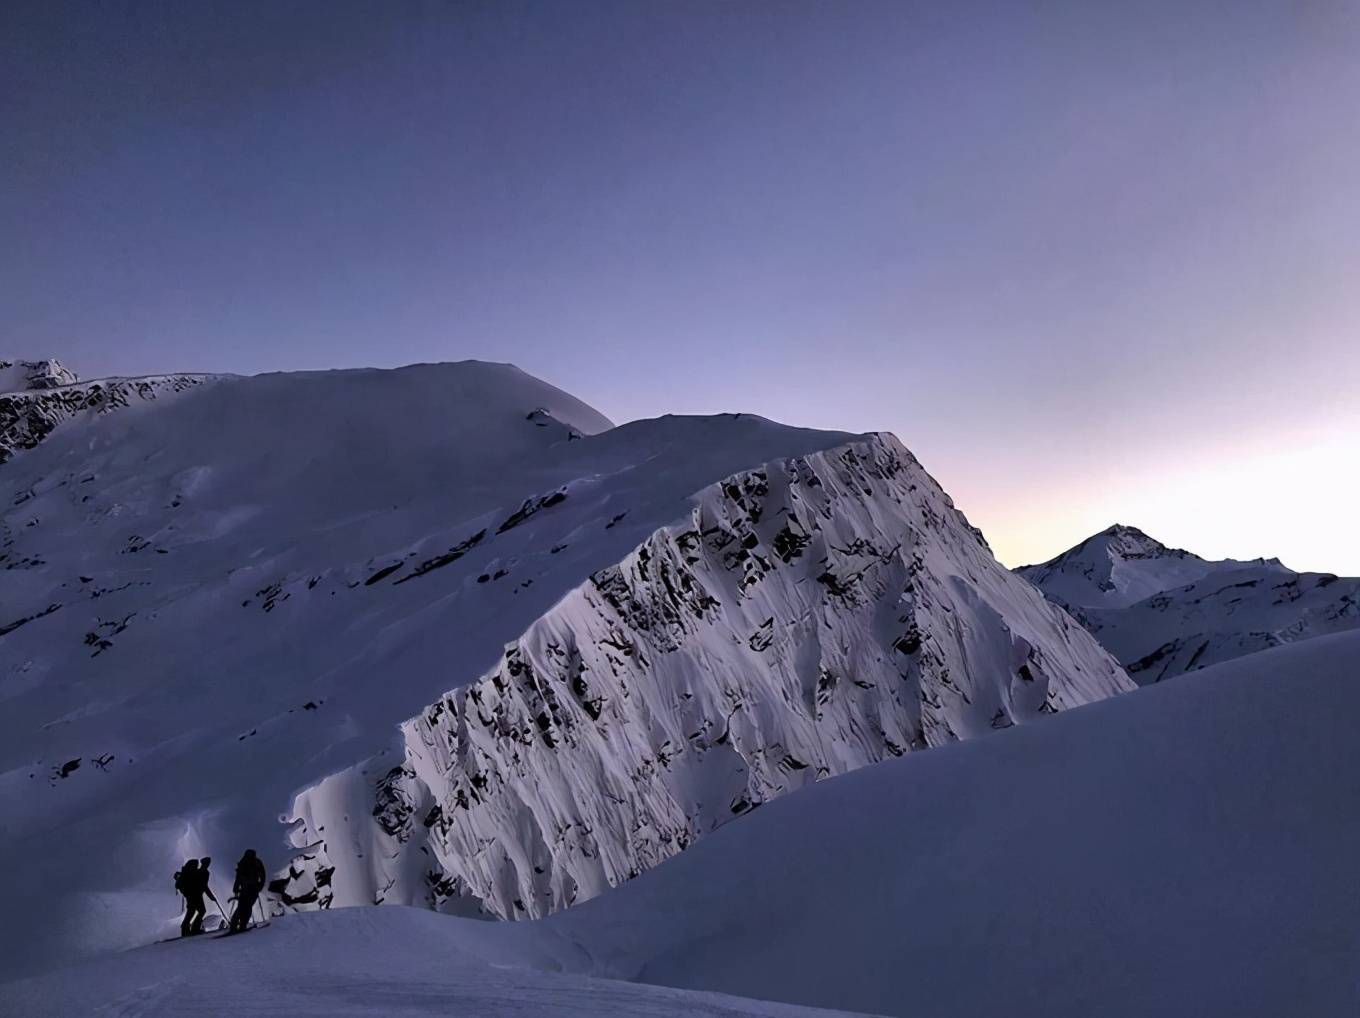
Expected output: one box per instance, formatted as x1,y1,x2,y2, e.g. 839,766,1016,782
1020,524,1359,682
0,362,214,464
0,360,1126,982
0,907,874,1018
281,437,1130,921
7,631,1357,1017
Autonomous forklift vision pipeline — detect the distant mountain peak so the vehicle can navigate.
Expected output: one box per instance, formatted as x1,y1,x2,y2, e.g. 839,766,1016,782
1084,524,1199,563
1017,524,1212,610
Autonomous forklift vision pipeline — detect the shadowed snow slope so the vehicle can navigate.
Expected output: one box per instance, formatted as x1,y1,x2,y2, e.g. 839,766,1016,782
1019,526,1359,682
0,361,1127,980
525,629,1360,1016
0,908,874,1018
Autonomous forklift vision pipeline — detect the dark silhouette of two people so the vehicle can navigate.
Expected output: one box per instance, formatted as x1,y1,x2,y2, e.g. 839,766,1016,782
175,850,265,937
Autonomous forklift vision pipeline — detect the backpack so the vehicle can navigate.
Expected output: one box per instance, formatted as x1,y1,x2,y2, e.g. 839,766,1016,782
173,861,195,894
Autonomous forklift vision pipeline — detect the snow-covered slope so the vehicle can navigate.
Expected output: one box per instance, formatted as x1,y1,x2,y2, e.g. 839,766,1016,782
1081,565,1360,682
1020,525,1359,682
0,360,214,464
280,436,1129,920
1015,523,1286,611
10,631,1356,1017
519,630,1360,1017
0,360,1128,980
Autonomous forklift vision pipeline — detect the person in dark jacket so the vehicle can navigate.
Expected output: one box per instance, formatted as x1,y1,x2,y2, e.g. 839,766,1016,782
174,859,209,936
229,849,266,933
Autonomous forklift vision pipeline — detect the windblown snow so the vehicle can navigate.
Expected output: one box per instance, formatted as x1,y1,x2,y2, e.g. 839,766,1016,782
0,360,1129,982
1019,524,1360,681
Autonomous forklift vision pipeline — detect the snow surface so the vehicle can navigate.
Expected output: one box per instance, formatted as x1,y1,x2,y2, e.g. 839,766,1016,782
0,360,1129,980
8,630,1357,1017
532,629,1360,1017
1020,525,1359,682
0,908,871,1018
0,368,213,463
282,436,1128,921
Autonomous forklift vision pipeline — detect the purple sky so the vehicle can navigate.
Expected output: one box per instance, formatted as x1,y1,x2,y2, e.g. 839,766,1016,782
4,1,1358,572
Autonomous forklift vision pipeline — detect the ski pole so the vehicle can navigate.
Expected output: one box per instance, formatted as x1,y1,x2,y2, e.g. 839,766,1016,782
256,894,267,925
207,888,230,926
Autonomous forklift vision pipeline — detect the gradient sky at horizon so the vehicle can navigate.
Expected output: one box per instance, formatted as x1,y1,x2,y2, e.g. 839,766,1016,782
4,1,1358,572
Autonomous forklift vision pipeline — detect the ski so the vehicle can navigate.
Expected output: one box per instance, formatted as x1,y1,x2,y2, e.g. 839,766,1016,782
153,926,226,945
212,921,271,939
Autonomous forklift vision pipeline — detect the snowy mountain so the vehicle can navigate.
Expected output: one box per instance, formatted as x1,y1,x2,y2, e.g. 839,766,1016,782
1019,525,1359,682
1015,523,1287,612
0,360,1129,979
11,630,1358,1017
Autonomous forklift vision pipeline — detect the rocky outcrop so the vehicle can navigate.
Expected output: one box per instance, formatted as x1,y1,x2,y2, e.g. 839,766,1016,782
280,435,1132,918
0,358,80,392
0,372,213,464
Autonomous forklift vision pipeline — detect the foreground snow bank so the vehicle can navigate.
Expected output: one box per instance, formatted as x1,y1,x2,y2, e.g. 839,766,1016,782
0,907,870,1018
536,629,1360,1016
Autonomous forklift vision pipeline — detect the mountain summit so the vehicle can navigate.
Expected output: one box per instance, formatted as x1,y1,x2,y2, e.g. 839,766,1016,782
1016,523,1270,611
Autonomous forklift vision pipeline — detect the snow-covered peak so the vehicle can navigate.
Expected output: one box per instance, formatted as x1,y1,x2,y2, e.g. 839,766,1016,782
1018,524,1347,683
0,358,79,393
1017,523,1260,610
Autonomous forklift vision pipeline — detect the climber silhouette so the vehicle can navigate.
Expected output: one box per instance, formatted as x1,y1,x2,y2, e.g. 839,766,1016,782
229,850,267,932
173,859,209,937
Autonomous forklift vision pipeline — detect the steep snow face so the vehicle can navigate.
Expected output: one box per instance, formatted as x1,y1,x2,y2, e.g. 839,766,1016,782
1015,523,1285,611
281,436,1131,920
0,365,215,463
0,358,80,392
1020,525,1357,683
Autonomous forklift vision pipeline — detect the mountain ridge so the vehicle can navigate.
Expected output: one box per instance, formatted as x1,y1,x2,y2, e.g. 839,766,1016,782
0,360,1129,977
1019,524,1357,682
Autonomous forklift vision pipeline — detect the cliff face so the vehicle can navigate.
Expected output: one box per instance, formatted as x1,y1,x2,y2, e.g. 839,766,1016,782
282,435,1131,918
